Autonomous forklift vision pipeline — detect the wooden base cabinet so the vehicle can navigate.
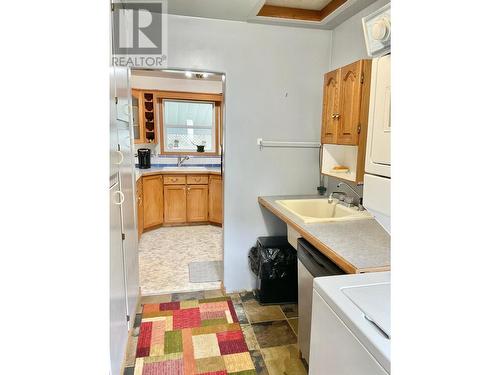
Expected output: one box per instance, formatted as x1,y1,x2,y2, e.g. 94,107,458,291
209,175,222,224
138,173,222,231
187,185,208,223
142,175,163,229
136,178,144,238
164,185,187,224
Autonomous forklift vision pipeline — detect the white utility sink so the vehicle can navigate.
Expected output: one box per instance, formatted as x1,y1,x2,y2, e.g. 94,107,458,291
276,198,372,223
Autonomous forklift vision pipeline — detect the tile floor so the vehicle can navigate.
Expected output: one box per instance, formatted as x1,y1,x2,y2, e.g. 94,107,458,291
139,225,223,294
123,289,307,375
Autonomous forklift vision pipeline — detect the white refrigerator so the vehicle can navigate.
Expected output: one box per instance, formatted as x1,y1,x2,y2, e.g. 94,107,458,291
109,65,140,375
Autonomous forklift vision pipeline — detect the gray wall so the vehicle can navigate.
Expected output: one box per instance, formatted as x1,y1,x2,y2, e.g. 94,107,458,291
167,15,331,291
326,0,390,197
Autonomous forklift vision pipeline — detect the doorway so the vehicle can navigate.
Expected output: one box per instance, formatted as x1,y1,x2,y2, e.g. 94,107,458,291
131,68,225,295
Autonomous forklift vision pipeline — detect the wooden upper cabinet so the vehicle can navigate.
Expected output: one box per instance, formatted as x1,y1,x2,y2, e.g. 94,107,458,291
321,59,371,146
321,69,341,144
187,185,208,223
142,175,163,229
208,175,222,224
164,185,187,224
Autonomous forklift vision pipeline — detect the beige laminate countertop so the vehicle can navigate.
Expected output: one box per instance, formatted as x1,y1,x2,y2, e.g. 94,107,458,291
135,166,222,181
258,195,390,274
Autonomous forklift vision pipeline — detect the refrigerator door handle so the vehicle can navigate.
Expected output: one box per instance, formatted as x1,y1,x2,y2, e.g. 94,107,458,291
113,150,124,165
113,190,125,205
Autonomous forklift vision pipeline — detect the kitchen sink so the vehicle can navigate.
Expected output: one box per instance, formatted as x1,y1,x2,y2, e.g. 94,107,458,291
160,167,210,171
276,199,372,223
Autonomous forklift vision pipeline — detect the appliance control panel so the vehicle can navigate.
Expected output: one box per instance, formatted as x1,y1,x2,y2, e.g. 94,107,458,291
362,3,391,57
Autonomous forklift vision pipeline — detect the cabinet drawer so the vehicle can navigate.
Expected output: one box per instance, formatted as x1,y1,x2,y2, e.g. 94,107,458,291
187,175,208,185
163,175,186,185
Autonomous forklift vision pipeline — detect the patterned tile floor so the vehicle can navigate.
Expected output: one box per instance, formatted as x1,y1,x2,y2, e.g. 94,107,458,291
139,226,223,295
123,289,307,375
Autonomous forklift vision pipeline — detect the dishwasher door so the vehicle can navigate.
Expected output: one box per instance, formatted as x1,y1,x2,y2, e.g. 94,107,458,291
297,238,344,363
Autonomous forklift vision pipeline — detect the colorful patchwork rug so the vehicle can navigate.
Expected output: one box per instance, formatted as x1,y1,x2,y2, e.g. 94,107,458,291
134,297,256,375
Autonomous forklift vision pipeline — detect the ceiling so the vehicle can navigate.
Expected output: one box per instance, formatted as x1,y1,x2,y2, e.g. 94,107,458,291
167,0,380,29
265,0,332,10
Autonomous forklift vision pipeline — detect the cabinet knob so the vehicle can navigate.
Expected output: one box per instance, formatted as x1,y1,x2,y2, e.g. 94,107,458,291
331,113,340,119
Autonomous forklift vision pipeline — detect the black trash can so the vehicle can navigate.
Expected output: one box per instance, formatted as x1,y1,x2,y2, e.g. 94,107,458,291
249,236,298,304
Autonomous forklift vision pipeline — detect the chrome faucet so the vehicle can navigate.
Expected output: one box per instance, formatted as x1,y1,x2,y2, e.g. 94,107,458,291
328,191,346,204
337,182,364,210
177,156,190,167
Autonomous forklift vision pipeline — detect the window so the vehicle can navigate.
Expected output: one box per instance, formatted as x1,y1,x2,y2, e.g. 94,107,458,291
161,99,220,155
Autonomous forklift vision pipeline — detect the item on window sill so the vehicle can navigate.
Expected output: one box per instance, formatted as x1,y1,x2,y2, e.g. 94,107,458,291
191,140,207,153
332,166,349,173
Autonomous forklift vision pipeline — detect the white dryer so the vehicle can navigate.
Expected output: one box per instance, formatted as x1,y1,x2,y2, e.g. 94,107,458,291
309,272,391,375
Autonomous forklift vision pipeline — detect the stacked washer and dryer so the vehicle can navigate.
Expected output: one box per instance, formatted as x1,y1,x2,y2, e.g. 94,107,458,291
308,3,391,375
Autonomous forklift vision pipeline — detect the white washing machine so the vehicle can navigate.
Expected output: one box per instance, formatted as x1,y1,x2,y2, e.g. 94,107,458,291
309,272,390,375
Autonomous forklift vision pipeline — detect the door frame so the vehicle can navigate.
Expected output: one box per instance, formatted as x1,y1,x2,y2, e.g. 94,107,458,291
130,67,227,289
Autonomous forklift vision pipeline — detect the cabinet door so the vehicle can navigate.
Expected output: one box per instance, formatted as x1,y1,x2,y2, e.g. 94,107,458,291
132,89,144,144
208,175,223,224
187,185,208,223
109,183,129,375
164,185,187,224
142,175,163,228
136,178,144,238
321,69,341,144
337,61,364,145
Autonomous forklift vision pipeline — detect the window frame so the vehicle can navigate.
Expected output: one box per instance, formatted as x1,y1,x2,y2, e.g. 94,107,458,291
157,90,222,156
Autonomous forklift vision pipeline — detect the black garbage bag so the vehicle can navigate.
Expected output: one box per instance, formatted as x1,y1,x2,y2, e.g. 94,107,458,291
248,236,298,304
249,246,260,275
249,238,297,280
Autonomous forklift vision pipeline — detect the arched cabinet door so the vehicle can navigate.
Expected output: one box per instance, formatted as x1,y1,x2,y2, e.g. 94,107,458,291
337,60,363,145
321,69,341,144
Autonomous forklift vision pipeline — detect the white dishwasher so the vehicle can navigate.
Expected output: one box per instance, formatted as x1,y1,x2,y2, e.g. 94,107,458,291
297,238,344,364
309,272,391,375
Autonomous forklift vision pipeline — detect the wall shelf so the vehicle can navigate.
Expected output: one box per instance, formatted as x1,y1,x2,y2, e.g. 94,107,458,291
321,143,364,184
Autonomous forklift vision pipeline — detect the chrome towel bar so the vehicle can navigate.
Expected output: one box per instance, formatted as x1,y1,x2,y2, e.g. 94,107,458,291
257,138,321,150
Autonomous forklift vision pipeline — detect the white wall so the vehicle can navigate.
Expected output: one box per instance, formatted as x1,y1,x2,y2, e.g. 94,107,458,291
167,15,331,291
326,0,390,195
130,75,223,93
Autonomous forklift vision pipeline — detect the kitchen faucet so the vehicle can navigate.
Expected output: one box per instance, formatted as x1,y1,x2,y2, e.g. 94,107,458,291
337,182,364,210
177,156,190,167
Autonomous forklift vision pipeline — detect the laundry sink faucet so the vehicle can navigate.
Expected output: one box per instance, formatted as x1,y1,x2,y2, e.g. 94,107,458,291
337,182,364,210
328,191,346,204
